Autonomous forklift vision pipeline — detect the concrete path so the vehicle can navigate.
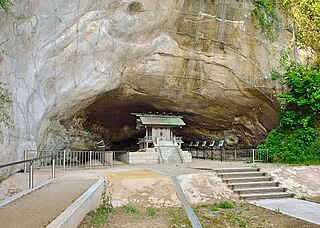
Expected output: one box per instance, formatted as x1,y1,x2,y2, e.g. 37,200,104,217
0,179,97,228
250,198,320,225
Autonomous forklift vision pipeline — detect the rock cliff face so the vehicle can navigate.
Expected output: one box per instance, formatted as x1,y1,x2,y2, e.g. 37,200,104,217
0,0,289,161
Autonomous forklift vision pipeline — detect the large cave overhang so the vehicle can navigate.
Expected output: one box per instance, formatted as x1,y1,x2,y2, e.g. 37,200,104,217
49,84,279,151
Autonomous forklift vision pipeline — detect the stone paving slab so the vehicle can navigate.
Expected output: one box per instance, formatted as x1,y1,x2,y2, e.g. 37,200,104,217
250,198,320,225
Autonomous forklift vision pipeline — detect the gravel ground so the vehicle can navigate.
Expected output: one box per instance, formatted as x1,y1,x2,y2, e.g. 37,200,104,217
141,164,208,176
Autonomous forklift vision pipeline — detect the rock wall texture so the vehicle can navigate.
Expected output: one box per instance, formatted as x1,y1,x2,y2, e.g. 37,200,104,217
0,0,290,162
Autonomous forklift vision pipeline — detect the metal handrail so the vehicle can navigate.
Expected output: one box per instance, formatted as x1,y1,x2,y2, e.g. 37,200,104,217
25,150,114,170
0,155,56,189
0,155,55,169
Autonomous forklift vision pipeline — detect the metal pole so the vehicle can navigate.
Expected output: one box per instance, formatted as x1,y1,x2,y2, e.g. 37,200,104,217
234,149,236,161
89,151,92,170
24,150,27,173
112,151,114,168
28,161,33,189
63,150,66,172
252,149,255,163
52,156,55,179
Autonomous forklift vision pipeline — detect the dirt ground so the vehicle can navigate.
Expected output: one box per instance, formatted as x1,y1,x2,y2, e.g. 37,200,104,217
0,169,52,201
105,170,181,207
79,204,191,228
195,200,320,228
80,165,320,227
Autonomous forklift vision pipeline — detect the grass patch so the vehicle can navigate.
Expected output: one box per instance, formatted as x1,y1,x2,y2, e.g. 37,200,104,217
87,207,108,227
122,204,139,214
210,204,218,212
167,207,192,227
219,201,234,209
146,207,157,217
194,200,316,228
83,191,113,227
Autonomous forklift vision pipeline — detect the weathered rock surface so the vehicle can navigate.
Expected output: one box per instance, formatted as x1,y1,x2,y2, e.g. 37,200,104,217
267,166,320,198
0,0,289,161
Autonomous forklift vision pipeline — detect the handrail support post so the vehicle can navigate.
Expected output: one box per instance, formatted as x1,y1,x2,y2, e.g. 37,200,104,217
63,150,66,172
89,151,92,170
28,161,34,189
52,156,55,179
23,150,27,173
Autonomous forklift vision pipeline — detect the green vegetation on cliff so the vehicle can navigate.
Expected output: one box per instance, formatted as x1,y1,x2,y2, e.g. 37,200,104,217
0,0,12,11
254,0,320,164
0,82,12,129
259,63,320,164
253,0,320,65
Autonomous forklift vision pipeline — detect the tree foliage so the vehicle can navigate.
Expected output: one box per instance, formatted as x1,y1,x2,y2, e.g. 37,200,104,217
253,0,280,40
0,0,13,11
253,0,320,65
259,63,320,164
281,0,320,64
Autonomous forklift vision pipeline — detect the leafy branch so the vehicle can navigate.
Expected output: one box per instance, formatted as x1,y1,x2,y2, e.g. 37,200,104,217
259,62,320,164
0,0,13,11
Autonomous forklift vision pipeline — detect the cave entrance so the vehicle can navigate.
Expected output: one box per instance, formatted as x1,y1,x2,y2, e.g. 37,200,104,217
81,88,189,151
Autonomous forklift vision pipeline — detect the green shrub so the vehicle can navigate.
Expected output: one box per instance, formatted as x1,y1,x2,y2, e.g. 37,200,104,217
219,201,235,209
86,191,113,227
210,204,219,212
122,204,139,214
259,62,320,164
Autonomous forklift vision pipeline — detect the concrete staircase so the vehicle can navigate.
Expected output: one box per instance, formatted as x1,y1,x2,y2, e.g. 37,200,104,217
158,146,182,163
215,167,294,200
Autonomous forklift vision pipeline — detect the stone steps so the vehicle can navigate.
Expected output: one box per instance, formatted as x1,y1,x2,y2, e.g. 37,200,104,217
215,167,294,200
215,167,260,173
159,146,182,163
218,171,266,178
223,176,272,184
234,186,287,194
228,181,279,189
240,192,294,200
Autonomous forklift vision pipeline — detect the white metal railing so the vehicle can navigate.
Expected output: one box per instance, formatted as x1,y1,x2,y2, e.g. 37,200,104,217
25,150,113,170
0,155,56,189
252,149,269,163
188,147,269,163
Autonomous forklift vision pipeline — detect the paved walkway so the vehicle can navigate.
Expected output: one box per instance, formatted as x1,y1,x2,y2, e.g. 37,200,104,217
250,198,320,225
0,178,97,228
